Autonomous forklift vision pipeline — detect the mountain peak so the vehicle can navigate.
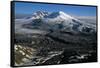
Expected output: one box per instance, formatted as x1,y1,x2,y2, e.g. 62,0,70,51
33,11,49,16
58,11,74,19
30,11,49,19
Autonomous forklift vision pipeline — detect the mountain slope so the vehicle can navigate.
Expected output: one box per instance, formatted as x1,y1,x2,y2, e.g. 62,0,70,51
16,11,96,34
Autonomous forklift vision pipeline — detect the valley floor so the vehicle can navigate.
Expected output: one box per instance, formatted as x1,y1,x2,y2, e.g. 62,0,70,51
14,30,97,66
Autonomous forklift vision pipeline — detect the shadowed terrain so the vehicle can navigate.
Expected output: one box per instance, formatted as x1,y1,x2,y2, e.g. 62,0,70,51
14,11,97,66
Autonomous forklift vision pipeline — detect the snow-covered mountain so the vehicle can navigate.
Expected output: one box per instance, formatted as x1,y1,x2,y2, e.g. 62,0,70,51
25,11,49,19
42,11,83,31
15,11,96,34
